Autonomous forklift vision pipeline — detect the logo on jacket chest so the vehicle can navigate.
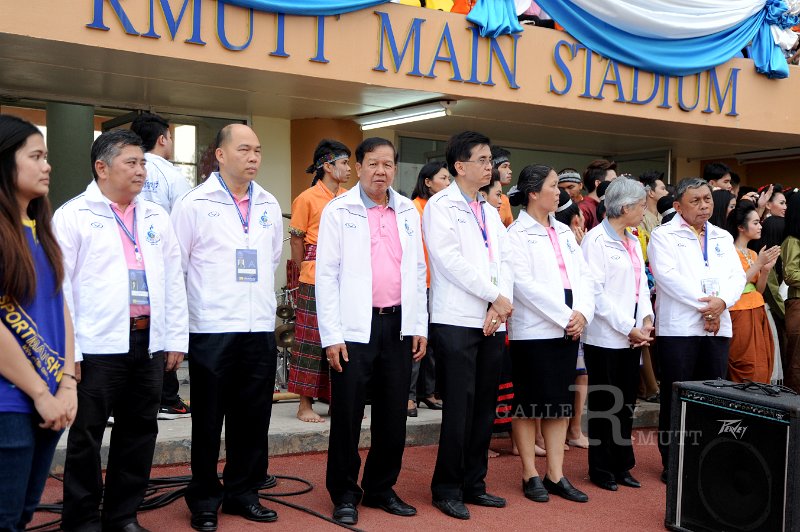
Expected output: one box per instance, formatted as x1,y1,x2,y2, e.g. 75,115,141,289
404,218,414,236
259,210,271,228
146,224,161,244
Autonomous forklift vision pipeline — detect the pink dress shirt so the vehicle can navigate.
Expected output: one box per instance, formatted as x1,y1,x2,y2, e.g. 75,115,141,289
111,202,150,317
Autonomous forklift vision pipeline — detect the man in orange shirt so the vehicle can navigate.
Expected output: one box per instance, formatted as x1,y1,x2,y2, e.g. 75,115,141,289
288,139,351,422
491,147,514,227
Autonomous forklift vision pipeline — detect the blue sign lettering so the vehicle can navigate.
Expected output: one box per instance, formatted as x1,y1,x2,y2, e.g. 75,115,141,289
142,0,205,45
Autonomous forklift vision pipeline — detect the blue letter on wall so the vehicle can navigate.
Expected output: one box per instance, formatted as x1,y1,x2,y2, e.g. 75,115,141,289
217,2,254,51
142,0,205,45
426,23,462,81
373,11,424,77
549,40,573,95
702,67,739,116
87,0,139,35
485,34,520,89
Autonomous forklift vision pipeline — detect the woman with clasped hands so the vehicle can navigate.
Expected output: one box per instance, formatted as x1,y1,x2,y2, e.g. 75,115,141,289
505,165,595,504
0,115,77,532
580,177,654,492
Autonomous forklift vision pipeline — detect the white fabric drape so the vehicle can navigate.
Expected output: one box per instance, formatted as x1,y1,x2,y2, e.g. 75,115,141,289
556,0,766,39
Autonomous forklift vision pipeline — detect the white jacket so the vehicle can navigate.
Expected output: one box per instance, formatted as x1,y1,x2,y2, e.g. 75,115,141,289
53,181,188,361
506,211,595,340
140,153,192,212
316,184,428,347
581,220,654,349
647,214,745,338
170,173,283,333
422,181,513,329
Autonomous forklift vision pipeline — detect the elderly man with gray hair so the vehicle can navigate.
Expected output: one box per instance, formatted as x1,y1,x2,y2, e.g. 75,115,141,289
647,177,746,483
581,177,654,492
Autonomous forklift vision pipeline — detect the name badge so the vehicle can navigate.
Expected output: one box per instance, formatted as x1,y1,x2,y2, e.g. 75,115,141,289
129,270,150,306
701,278,720,297
236,249,258,282
490,263,499,287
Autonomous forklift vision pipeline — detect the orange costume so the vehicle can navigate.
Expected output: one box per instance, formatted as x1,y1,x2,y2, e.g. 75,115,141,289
498,193,514,227
728,248,775,383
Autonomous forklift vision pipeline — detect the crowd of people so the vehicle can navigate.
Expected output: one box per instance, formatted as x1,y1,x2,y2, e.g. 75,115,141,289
1,111,798,531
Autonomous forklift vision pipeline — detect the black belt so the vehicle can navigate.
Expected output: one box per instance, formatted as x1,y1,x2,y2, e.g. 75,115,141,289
130,316,150,331
373,305,401,315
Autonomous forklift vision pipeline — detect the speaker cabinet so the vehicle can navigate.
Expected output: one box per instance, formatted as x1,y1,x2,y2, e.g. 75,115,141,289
665,380,800,532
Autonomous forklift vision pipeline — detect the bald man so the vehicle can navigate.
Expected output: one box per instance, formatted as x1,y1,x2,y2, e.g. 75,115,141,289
171,124,284,531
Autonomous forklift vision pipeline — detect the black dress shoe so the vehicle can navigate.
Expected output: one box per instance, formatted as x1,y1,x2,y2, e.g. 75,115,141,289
418,397,443,410
543,476,589,503
407,406,418,417
590,477,618,491
333,502,358,525
522,476,549,502
363,494,417,516
616,471,641,488
221,501,278,522
464,493,506,508
433,499,470,520
115,523,151,532
190,511,217,532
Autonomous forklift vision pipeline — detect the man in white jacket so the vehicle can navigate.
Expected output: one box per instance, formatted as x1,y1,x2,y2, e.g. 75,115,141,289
130,112,192,421
170,124,283,531
55,129,188,532
316,137,428,526
648,177,746,483
424,131,513,520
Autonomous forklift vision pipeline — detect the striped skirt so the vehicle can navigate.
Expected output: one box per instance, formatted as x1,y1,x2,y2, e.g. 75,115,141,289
287,282,330,400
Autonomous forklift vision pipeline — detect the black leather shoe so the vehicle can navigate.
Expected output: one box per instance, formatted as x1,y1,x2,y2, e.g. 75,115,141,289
433,499,470,520
660,469,668,484
522,476,549,502
464,493,506,508
407,406,418,417
590,477,618,491
333,503,358,525
363,494,417,516
543,476,589,503
221,502,278,522
190,511,217,532
115,523,151,532
419,397,443,410
616,471,641,488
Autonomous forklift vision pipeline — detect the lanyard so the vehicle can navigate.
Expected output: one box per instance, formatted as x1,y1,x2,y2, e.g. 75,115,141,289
468,200,489,250
111,206,141,263
701,223,708,267
218,175,252,234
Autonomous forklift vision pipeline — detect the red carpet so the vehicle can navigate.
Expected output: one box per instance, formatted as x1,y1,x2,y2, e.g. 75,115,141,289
33,429,667,531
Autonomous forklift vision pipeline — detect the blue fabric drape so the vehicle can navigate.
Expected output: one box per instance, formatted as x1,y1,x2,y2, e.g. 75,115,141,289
221,0,389,16
467,0,523,37
535,0,794,78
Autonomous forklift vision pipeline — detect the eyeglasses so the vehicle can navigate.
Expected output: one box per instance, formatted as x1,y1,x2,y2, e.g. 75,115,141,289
462,157,493,168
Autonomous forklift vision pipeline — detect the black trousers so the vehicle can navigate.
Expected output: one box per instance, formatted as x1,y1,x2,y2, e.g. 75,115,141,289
160,369,180,406
430,324,504,501
657,335,729,467
584,344,641,482
326,311,412,505
62,329,163,531
185,332,277,512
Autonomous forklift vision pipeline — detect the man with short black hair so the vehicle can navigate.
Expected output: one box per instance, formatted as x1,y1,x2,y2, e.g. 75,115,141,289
131,111,192,421
425,131,513,520
638,170,668,234
56,129,188,532
491,146,514,227
703,162,733,191
579,159,617,231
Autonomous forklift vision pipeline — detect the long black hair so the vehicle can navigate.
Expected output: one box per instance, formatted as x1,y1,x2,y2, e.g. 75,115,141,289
0,115,63,304
411,161,448,200
508,164,553,207
710,189,735,228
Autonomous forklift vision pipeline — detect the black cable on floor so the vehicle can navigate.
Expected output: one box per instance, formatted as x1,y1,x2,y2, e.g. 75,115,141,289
32,473,359,532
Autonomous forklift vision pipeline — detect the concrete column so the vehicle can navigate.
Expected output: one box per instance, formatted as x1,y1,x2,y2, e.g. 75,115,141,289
45,102,94,208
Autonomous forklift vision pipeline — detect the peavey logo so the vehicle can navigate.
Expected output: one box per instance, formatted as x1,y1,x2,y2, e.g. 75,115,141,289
718,419,748,439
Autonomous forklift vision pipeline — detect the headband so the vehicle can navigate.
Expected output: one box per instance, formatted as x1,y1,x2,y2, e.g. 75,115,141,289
307,152,348,173
556,199,574,213
558,171,581,184
493,156,509,167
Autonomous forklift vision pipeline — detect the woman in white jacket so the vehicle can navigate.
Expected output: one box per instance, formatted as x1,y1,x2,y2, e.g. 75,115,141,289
506,165,595,504
581,177,653,492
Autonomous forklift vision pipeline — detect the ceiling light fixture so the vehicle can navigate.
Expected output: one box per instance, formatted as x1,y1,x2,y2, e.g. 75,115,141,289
354,101,455,131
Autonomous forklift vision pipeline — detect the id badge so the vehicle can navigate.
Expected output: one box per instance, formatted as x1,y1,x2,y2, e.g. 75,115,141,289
701,278,720,297
129,269,150,305
236,249,258,282
489,263,499,287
